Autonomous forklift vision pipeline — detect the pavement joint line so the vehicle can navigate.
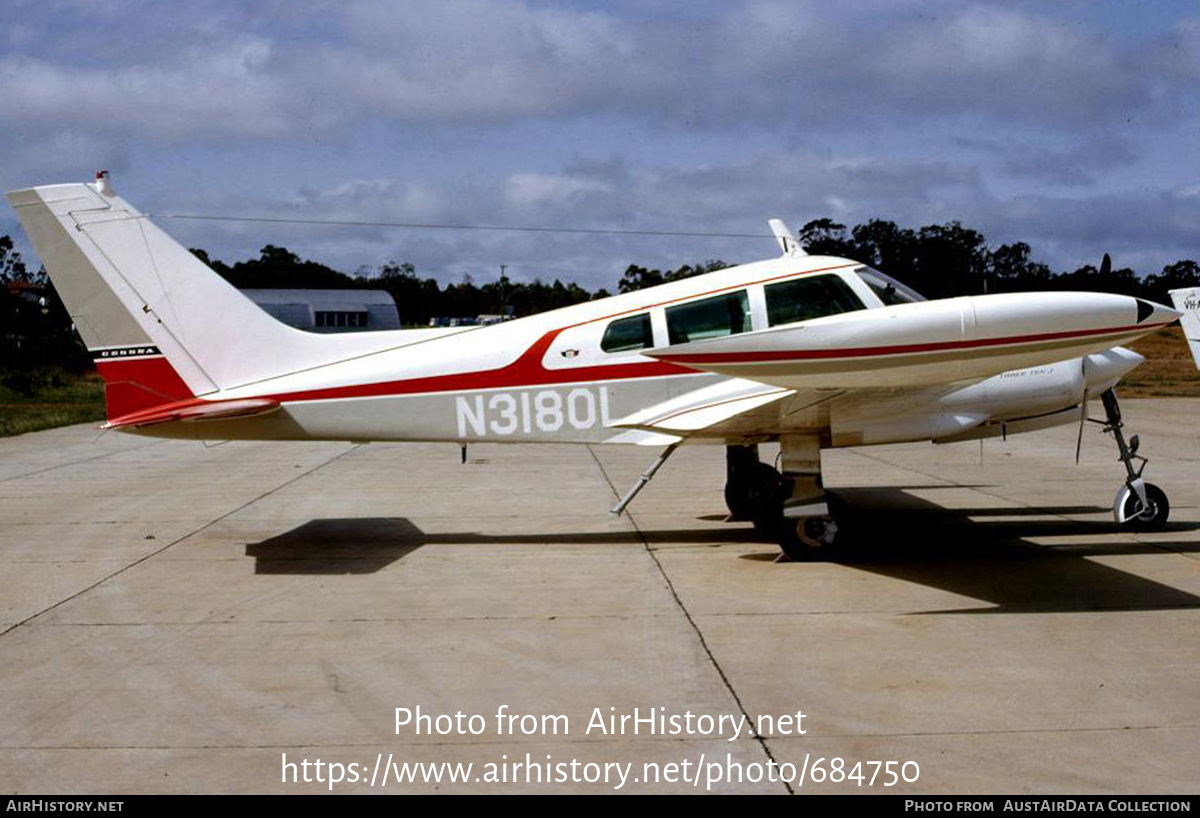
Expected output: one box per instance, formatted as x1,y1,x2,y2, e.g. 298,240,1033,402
0,443,363,642
695,603,1200,615
1,559,141,564
2,724,1198,753
0,437,163,484
0,735,778,751
39,613,685,626
42,599,1200,627
767,723,1200,740
14,554,654,564
585,444,795,795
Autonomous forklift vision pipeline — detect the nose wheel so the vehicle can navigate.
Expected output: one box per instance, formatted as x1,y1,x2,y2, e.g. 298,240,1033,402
1116,482,1170,531
1095,389,1170,532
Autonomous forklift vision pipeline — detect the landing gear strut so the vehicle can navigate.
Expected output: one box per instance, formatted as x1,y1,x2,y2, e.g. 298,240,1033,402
1097,389,1170,531
724,438,850,561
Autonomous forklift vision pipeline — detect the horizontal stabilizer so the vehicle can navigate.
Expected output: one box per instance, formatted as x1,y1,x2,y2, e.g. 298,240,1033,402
105,397,281,430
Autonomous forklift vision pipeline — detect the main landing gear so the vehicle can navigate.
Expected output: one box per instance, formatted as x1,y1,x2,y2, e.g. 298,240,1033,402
722,391,1169,561
1097,389,1170,531
725,438,850,562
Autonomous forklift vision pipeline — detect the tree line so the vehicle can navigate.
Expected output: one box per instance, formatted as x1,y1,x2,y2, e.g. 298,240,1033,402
2,217,1198,384
797,218,1197,304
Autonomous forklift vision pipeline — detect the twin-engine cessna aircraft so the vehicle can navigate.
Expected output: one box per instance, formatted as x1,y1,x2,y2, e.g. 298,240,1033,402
7,175,1190,560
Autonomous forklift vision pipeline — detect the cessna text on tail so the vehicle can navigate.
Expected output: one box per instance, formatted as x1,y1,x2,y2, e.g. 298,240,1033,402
6,175,1182,560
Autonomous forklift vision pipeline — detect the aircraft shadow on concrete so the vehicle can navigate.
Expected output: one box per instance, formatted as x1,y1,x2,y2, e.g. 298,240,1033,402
244,487,1200,614
245,518,427,575
757,486,1200,615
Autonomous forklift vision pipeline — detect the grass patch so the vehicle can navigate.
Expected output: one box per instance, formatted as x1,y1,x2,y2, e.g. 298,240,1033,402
0,370,106,437
1121,326,1200,397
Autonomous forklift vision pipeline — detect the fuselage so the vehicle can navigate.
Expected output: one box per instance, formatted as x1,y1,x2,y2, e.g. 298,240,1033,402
11,178,1182,556
127,255,1157,446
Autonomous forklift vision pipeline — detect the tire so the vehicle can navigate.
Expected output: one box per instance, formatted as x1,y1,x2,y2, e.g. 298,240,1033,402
1120,483,1170,532
724,478,753,519
777,493,853,562
724,462,787,526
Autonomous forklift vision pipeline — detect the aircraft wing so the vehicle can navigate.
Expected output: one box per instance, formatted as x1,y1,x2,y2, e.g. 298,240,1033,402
608,378,794,433
605,377,854,442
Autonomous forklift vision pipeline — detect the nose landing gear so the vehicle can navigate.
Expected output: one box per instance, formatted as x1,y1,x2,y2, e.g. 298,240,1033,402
1096,389,1170,531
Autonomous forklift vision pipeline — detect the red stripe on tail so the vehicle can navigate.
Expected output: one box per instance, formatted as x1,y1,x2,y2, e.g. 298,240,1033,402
94,357,195,421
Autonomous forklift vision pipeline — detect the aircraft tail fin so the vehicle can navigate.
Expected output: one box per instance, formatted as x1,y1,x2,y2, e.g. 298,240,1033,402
6,176,390,423
1168,287,1200,370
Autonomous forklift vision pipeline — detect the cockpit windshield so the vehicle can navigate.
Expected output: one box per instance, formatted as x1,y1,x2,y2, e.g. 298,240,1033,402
855,267,926,306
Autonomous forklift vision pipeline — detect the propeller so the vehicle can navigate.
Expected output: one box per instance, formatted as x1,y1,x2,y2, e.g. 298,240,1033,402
1075,396,1088,464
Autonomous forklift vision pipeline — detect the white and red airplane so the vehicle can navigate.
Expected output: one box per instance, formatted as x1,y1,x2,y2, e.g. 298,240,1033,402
6,174,1185,560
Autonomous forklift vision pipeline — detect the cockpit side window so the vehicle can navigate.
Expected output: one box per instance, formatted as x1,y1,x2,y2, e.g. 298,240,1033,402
765,274,865,327
600,312,653,352
666,290,751,345
855,267,926,305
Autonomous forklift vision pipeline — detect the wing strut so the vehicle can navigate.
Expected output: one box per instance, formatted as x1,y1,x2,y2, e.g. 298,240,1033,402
609,444,679,516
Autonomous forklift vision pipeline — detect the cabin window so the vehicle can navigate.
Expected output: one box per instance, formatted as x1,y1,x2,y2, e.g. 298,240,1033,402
765,275,864,327
666,290,752,345
855,267,926,305
601,312,653,352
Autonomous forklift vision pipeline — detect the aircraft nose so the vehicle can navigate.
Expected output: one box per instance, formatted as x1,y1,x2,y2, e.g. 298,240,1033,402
1084,346,1144,396
1134,297,1182,326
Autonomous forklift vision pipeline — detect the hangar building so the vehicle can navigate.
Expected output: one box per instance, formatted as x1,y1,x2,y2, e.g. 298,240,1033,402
241,289,401,333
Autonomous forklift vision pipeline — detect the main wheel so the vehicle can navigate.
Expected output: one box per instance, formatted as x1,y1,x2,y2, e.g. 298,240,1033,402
1119,482,1170,532
724,462,787,525
776,493,852,562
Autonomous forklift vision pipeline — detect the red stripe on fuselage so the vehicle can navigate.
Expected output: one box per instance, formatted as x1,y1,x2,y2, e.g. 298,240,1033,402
95,356,195,420
256,321,1164,405
262,327,691,403
652,322,1171,365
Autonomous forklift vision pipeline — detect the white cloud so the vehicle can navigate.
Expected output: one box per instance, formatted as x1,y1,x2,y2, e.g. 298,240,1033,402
0,2,1195,287
0,38,290,139
0,2,1190,142
503,172,614,214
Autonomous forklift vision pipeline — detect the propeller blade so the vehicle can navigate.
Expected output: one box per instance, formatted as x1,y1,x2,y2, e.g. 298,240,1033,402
1075,399,1087,464
1075,357,1087,465
1100,252,1112,278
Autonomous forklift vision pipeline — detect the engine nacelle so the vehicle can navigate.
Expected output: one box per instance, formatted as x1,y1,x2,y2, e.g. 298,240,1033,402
830,348,1142,447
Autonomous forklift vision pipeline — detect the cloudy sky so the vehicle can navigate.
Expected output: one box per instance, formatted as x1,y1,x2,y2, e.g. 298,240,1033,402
1,0,1196,290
